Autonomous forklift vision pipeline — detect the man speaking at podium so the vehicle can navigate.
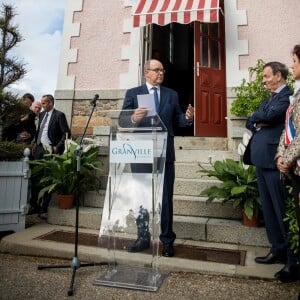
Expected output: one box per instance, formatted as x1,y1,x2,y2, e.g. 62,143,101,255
121,59,194,257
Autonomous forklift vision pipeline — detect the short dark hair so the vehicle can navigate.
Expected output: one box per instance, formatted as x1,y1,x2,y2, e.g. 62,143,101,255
42,94,55,105
292,44,300,61
22,93,34,103
263,61,289,80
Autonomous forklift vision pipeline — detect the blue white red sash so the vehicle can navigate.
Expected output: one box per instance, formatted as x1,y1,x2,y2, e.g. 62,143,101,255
285,105,300,170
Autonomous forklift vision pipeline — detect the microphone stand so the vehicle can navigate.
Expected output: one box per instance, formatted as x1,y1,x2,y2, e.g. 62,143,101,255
37,94,110,296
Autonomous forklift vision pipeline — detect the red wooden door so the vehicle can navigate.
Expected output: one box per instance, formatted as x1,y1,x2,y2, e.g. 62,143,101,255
194,9,227,137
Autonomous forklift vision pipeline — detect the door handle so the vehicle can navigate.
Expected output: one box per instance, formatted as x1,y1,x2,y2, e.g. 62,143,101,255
196,61,200,77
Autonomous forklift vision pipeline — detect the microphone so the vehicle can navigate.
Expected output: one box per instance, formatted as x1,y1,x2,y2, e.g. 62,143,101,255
90,94,99,105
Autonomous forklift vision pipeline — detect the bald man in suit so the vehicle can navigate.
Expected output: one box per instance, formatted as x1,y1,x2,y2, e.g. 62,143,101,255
121,59,194,257
30,94,71,218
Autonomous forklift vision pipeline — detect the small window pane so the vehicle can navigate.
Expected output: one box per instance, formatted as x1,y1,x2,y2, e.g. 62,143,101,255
200,23,208,35
200,37,209,67
210,23,219,38
211,40,220,69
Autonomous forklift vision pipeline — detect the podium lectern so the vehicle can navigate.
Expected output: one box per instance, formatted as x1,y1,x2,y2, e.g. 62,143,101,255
94,110,168,291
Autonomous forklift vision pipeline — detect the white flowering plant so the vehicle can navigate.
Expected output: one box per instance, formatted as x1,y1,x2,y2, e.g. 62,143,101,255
198,133,261,220
30,138,102,200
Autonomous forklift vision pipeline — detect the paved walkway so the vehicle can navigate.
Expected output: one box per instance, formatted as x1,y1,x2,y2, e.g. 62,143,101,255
0,216,299,299
0,252,299,300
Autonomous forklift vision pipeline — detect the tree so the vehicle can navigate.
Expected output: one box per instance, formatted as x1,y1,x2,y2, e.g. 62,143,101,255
0,3,28,141
0,3,26,91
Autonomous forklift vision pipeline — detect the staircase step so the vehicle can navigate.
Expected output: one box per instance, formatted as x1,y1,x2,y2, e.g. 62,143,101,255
84,178,222,206
174,215,269,247
82,192,240,220
48,204,102,230
47,205,268,247
174,178,220,196
175,161,219,179
206,218,269,247
173,195,241,219
175,149,233,163
174,137,228,150
83,190,105,208
175,162,203,179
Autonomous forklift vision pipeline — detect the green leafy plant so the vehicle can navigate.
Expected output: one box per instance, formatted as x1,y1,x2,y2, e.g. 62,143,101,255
0,140,32,160
230,59,270,117
29,140,102,200
284,185,299,252
0,4,30,160
198,157,261,220
230,59,295,117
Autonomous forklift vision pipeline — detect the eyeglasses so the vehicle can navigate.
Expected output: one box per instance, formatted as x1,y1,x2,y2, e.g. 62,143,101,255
147,68,165,74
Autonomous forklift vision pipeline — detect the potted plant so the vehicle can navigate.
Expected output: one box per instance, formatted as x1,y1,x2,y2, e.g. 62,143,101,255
29,139,102,209
198,134,261,226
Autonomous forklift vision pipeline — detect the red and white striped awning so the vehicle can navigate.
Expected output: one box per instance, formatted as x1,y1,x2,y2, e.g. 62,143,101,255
133,0,220,27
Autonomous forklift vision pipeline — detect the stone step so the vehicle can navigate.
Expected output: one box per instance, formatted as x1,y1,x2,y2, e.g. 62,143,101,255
175,161,216,179
47,205,268,248
175,162,203,179
83,192,240,220
175,149,233,163
83,190,105,208
98,173,220,194
174,178,220,196
173,195,241,220
83,192,239,219
174,216,269,247
174,137,228,150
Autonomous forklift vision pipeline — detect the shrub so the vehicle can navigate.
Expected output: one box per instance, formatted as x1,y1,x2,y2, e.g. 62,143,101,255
230,59,294,117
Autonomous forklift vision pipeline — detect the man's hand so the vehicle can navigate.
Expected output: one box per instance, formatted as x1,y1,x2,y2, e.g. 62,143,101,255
185,104,194,120
52,146,58,154
20,114,29,122
19,131,31,140
276,156,290,175
132,107,148,123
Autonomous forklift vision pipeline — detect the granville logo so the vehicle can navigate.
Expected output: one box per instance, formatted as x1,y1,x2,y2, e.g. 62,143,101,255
110,140,153,163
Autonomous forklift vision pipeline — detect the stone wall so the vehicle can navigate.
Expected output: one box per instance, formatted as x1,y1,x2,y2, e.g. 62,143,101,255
71,99,120,137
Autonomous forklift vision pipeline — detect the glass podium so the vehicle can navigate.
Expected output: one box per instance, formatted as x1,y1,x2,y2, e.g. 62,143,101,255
94,110,168,291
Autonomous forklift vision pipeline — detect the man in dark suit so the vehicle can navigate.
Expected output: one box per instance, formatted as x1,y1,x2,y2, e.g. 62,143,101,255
121,59,194,257
3,93,36,144
245,62,293,264
30,94,71,218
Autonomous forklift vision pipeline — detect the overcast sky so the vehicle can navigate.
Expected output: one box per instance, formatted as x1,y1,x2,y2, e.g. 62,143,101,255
5,0,66,101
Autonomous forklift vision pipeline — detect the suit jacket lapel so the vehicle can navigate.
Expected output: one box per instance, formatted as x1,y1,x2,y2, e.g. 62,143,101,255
38,111,46,129
140,85,148,94
48,109,56,130
159,87,168,113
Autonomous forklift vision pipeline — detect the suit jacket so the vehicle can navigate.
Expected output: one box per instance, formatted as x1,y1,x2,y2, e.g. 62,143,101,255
121,84,191,162
245,85,292,169
36,109,71,154
3,111,36,144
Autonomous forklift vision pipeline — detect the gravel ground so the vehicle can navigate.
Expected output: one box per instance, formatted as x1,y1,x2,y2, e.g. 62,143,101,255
0,252,299,300
0,216,299,300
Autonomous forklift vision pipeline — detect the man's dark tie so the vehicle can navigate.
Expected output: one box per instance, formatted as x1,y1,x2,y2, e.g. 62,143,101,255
37,113,48,144
152,87,159,112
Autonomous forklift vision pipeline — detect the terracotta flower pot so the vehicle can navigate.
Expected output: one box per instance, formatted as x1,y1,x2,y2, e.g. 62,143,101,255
242,211,260,227
57,194,74,209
